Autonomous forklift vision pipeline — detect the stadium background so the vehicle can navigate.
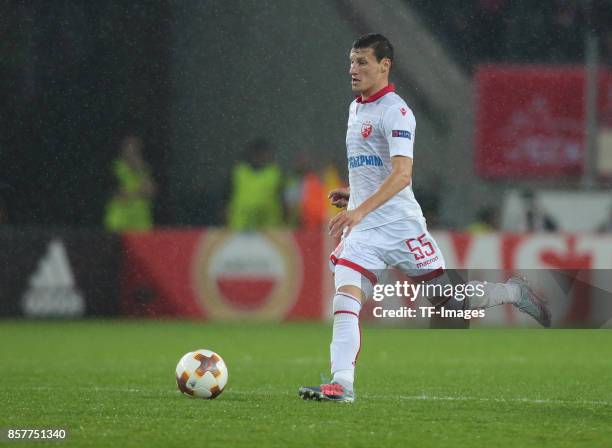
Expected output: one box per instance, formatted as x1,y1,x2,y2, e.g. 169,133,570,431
1,2,612,446
2,0,612,324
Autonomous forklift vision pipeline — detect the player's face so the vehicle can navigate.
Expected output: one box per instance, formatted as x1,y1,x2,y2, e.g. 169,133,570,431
349,48,390,97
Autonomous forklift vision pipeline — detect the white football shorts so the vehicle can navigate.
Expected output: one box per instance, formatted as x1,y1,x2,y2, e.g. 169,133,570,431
329,217,445,296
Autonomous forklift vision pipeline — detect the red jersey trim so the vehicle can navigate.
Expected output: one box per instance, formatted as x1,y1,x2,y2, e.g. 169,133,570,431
336,258,378,285
356,83,395,104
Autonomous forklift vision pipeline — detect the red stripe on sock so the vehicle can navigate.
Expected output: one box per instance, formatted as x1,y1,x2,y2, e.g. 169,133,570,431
334,310,359,318
336,258,378,285
337,292,361,306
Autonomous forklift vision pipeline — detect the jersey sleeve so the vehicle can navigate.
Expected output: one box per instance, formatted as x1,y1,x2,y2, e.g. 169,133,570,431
383,104,416,158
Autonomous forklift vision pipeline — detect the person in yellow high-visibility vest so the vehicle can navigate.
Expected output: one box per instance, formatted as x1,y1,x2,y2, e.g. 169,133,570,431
105,135,157,231
228,138,283,230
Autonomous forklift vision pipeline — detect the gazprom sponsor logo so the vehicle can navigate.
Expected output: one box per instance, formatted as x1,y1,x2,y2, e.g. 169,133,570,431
348,154,383,169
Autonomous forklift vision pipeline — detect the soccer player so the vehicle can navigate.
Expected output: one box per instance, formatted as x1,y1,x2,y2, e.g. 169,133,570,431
298,34,551,403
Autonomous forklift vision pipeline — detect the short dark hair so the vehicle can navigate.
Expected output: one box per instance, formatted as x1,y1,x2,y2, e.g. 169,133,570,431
352,33,394,63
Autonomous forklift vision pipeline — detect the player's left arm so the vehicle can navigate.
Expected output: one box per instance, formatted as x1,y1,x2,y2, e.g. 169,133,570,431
328,156,412,237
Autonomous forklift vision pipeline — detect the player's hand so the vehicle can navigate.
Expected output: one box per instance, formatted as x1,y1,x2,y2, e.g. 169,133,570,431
328,208,364,238
328,188,350,208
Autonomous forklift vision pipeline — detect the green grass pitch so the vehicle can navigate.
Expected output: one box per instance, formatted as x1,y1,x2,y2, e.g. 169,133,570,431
1,321,611,447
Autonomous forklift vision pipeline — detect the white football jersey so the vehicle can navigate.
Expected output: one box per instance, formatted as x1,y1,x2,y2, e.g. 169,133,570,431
346,84,423,230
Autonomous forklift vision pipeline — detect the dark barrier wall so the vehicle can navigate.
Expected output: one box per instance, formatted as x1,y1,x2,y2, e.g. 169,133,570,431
0,230,121,317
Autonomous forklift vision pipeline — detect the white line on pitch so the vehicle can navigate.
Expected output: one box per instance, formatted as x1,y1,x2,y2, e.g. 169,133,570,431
397,395,611,407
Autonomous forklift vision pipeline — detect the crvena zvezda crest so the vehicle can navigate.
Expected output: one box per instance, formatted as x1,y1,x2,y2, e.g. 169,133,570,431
361,121,373,138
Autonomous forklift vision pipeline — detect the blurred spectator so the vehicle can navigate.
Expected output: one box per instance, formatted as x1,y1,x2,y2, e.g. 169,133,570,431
284,150,341,230
104,135,157,231
227,138,283,231
300,171,327,229
598,204,612,233
467,206,498,233
322,161,344,220
284,150,311,227
522,190,558,232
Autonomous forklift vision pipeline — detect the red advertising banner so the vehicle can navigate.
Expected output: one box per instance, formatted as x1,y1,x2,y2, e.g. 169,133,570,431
119,229,612,326
474,65,612,178
120,229,324,320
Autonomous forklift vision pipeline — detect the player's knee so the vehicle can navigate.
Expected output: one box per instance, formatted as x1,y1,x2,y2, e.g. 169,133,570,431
334,265,373,300
337,285,365,302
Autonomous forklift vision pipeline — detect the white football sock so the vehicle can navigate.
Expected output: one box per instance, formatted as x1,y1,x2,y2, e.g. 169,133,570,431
467,281,520,309
330,292,361,391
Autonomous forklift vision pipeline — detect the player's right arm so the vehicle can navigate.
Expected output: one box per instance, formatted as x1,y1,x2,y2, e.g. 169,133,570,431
328,187,350,208
328,156,412,237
